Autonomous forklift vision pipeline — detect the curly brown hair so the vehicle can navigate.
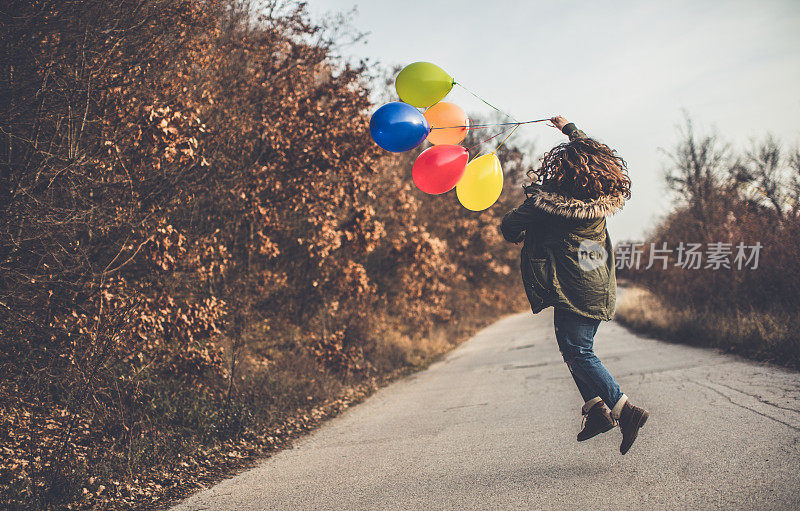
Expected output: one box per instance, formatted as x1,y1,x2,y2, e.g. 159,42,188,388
527,137,631,201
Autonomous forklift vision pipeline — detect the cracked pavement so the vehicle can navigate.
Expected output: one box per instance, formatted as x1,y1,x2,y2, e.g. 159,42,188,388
172,308,800,510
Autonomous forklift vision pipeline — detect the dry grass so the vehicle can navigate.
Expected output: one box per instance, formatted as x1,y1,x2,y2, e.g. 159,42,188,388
146,288,528,510
616,284,800,369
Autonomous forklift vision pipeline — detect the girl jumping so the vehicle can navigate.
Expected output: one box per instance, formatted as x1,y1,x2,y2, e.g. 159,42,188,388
500,116,649,455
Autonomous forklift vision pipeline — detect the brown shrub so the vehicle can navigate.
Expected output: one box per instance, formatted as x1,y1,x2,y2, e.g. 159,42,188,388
0,1,528,508
618,118,800,366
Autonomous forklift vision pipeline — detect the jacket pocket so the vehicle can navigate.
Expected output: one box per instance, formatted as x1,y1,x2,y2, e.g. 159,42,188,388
523,256,551,311
528,258,549,291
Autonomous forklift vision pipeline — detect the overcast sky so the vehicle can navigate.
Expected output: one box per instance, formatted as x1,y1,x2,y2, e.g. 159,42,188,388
307,0,800,240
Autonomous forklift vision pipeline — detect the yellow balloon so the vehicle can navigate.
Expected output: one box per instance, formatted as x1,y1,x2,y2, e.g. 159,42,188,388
456,153,503,211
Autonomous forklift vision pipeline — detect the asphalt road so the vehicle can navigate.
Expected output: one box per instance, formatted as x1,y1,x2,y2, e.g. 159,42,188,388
173,307,800,510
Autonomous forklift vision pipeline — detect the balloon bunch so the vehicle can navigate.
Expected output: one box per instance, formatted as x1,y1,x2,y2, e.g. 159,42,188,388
370,62,509,211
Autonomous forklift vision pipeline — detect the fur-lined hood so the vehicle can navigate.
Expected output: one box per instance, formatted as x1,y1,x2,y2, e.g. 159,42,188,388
523,184,627,219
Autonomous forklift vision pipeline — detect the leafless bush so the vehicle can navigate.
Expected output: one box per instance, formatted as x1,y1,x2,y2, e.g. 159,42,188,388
620,116,800,365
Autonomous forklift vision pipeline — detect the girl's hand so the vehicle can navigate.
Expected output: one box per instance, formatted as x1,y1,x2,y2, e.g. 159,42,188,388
550,116,570,131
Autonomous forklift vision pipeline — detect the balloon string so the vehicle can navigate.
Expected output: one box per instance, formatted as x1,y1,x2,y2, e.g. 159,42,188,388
430,118,551,130
493,124,520,153
468,125,515,152
454,82,518,122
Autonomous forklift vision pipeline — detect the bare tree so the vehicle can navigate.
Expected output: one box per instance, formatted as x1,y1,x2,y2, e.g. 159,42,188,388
787,148,800,218
662,115,728,239
747,135,785,219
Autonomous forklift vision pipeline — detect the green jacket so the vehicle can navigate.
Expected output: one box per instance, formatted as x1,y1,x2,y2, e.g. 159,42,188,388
500,124,626,321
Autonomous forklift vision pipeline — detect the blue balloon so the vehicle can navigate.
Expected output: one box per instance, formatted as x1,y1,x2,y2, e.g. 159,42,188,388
370,102,431,153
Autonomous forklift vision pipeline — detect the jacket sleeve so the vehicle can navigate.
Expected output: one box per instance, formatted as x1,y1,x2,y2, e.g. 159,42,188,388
561,122,587,141
500,198,544,244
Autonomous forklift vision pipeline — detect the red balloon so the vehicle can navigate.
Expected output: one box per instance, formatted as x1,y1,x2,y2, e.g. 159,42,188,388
412,145,469,195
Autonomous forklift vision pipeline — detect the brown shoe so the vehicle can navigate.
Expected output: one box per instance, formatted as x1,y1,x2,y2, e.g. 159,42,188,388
618,400,649,455
577,399,616,442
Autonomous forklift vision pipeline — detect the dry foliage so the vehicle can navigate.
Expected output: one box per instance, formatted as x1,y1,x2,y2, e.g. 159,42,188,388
0,1,527,509
618,117,800,366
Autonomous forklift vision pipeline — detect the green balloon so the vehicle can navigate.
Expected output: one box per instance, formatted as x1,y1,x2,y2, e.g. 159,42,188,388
395,62,454,108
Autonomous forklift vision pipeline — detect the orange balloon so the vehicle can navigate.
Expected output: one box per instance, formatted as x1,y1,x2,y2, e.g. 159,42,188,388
424,102,469,145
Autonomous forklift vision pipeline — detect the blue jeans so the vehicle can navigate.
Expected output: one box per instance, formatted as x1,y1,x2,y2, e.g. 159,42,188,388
553,307,623,408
